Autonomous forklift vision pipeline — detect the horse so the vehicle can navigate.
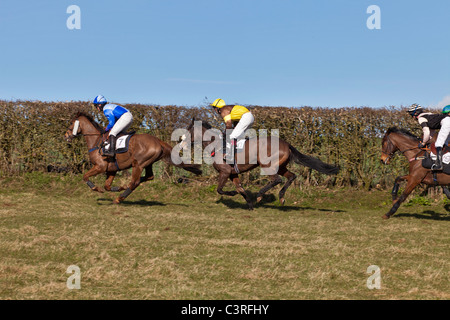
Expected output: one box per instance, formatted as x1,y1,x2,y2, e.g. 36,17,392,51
380,126,450,219
64,112,202,204
180,119,339,209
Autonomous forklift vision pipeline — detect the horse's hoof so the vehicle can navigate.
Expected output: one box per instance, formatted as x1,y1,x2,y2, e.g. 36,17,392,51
382,214,390,220
280,198,285,206
113,198,122,205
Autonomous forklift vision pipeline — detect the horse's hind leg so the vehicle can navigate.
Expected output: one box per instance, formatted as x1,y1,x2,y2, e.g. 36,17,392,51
140,165,154,184
278,168,297,205
256,174,282,204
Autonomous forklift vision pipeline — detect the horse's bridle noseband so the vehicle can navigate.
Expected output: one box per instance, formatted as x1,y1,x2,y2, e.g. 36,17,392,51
66,119,102,139
382,134,422,163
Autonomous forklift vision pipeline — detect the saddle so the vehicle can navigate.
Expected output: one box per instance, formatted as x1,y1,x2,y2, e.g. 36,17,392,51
101,131,136,155
220,136,250,174
422,142,450,174
429,143,450,157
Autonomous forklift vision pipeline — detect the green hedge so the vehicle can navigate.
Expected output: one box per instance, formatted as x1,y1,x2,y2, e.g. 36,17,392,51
0,100,420,189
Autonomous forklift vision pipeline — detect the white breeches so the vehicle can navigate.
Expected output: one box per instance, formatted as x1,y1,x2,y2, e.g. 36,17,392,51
229,112,254,140
110,112,133,137
436,117,450,148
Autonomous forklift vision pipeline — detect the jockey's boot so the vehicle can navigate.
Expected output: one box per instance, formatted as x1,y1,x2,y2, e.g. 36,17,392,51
431,147,443,171
222,137,228,162
225,139,236,164
103,135,116,158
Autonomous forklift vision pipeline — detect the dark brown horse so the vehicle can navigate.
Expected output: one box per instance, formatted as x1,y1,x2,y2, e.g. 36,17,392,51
182,119,339,209
64,112,201,204
380,127,450,219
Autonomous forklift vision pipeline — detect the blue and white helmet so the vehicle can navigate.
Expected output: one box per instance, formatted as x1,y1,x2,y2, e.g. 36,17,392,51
93,95,107,108
407,103,423,117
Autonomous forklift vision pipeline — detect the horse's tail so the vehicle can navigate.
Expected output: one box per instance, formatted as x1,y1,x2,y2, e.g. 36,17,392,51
159,140,202,176
289,145,339,175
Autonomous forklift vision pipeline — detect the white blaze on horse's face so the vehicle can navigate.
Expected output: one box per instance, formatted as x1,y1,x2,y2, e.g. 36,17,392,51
72,120,80,136
179,134,188,149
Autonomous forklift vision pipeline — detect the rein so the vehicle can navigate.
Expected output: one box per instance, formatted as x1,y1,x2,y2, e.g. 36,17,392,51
382,134,424,163
68,119,105,153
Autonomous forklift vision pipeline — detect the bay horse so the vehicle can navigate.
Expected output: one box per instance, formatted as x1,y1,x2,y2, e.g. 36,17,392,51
181,119,339,209
380,127,450,219
64,112,201,204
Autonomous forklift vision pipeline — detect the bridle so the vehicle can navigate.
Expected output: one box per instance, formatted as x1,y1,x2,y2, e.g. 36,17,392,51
67,119,103,139
382,134,422,163
66,119,105,154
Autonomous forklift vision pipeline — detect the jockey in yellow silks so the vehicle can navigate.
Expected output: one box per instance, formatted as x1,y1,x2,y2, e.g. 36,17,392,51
210,98,255,162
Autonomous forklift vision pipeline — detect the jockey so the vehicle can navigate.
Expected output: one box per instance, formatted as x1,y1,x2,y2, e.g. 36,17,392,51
407,103,450,171
93,95,133,158
210,98,254,163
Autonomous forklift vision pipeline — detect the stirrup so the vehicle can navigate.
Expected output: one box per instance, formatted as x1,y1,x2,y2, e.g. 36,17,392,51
431,163,443,171
103,152,115,158
102,148,115,157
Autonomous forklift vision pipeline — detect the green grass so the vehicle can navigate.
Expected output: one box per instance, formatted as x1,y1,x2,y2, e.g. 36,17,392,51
0,173,448,300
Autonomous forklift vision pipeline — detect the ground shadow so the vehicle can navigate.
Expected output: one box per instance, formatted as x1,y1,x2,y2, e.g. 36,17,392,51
96,198,167,207
121,200,167,207
216,193,346,213
395,210,450,221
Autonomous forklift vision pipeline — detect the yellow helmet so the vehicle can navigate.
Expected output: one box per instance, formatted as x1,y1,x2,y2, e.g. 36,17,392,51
210,98,226,108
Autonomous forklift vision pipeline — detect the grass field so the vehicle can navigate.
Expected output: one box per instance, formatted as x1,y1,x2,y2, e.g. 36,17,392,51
0,172,448,300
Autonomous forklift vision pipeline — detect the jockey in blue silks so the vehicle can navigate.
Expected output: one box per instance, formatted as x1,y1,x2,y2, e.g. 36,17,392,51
93,95,133,158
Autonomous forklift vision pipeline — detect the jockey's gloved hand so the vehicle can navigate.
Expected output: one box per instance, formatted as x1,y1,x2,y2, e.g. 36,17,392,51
418,141,426,148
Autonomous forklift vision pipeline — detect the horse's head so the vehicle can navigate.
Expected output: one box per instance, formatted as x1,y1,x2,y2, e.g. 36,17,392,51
180,117,213,148
64,116,82,143
381,130,399,164
381,127,419,164
64,113,102,143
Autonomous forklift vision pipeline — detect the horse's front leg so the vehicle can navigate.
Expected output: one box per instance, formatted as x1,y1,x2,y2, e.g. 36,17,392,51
442,186,450,199
113,165,143,204
104,172,127,192
83,165,106,193
392,175,408,201
230,174,254,210
216,170,238,197
383,177,422,219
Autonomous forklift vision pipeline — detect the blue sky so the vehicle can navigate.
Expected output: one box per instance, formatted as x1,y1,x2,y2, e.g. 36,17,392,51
1,0,450,108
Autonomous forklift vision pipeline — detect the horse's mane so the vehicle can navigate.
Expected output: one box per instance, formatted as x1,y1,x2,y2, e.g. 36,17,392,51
386,127,419,141
72,112,104,132
200,120,212,130
188,119,212,130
